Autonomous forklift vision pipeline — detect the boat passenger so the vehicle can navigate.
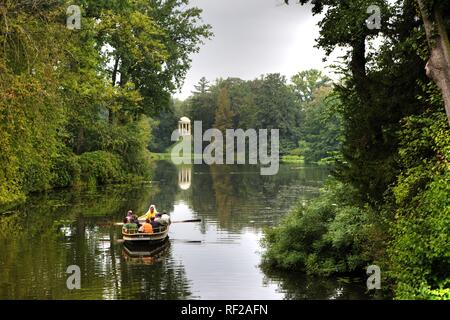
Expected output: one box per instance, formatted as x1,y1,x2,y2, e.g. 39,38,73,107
122,218,138,234
150,216,160,231
126,210,133,223
131,213,141,229
141,219,153,234
144,204,158,220
158,212,171,226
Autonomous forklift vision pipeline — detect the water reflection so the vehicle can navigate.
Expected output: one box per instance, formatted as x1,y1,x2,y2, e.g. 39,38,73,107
262,269,376,300
122,241,171,265
0,161,374,300
178,165,192,191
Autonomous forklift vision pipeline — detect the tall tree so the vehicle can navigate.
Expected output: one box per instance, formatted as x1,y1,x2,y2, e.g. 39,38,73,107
253,74,301,154
214,87,234,133
416,0,450,124
291,69,331,103
286,0,427,203
194,77,210,94
0,0,211,204
95,0,212,121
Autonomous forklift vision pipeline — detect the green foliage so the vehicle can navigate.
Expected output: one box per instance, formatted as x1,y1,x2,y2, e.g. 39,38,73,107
183,74,303,154
387,111,450,299
291,69,331,103
186,78,218,131
252,74,302,154
180,70,339,158
262,179,374,276
298,86,343,162
259,0,450,300
215,87,234,133
0,0,210,205
149,99,179,153
0,2,67,199
51,149,82,188
78,151,124,186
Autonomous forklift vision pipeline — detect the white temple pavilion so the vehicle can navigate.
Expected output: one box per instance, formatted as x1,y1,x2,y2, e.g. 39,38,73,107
178,117,191,137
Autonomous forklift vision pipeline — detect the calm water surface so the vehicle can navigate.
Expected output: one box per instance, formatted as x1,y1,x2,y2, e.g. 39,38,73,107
0,162,373,299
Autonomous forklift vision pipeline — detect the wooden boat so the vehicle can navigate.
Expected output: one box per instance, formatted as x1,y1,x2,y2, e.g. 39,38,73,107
122,223,169,244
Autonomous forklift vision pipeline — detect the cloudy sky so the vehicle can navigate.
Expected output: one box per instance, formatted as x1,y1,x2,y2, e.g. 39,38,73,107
174,0,333,100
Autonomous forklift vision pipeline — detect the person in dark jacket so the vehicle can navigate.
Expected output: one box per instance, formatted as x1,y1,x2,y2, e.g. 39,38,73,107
150,216,160,231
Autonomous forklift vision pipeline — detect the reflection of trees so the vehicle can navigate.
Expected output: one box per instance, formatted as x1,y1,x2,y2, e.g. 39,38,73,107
189,164,330,232
210,165,236,227
0,212,72,299
262,268,379,300
0,177,192,300
0,161,332,299
149,161,179,213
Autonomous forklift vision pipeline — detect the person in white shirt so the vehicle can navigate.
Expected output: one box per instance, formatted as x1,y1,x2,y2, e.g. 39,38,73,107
155,212,171,226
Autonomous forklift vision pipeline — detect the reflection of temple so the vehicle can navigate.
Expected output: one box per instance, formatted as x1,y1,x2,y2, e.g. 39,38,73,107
178,166,192,190
178,117,191,137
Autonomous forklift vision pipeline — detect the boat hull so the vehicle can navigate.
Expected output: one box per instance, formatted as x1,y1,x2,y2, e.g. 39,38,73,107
122,226,169,244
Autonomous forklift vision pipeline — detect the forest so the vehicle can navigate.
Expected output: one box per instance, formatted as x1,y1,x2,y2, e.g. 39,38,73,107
262,0,450,300
0,0,211,205
152,71,342,163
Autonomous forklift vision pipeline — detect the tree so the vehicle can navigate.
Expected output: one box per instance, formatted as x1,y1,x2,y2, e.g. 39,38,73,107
149,99,179,153
194,77,210,94
252,74,301,154
416,0,450,125
299,86,342,162
291,69,331,103
276,0,450,299
185,74,302,154
285,0,427,203
95,0,212,121
187,78,217,130
214,87,234,133
0,0,211,204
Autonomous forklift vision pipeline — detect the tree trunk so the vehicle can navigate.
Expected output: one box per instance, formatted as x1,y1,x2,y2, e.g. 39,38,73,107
75,127,85,155
109,57,120,124
112,57,119,87
350,37,370,101
417,0,450,125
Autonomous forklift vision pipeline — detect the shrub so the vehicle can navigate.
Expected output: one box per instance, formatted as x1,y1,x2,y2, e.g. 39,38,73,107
78,151,124,186
387,111,450,299
389,172,450,299
51,150,81,188
262,179,374,276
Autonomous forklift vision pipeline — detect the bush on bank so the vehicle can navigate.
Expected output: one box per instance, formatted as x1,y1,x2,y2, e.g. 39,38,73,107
261,179,376,276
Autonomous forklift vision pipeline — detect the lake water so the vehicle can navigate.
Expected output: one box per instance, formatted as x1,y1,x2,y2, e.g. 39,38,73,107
0,161,374,299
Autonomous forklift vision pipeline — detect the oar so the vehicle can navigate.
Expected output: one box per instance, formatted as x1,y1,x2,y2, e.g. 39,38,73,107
114,218,201,226
171,219,202,224
170,239,202,244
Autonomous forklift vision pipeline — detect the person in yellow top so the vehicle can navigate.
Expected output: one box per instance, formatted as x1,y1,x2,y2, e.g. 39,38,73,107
143,204,158,220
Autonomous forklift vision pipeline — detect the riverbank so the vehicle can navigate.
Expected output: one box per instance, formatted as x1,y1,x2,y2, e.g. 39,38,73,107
151,152,306,164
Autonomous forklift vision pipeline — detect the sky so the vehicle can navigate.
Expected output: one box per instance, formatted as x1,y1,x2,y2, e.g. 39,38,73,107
174,0,333,100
